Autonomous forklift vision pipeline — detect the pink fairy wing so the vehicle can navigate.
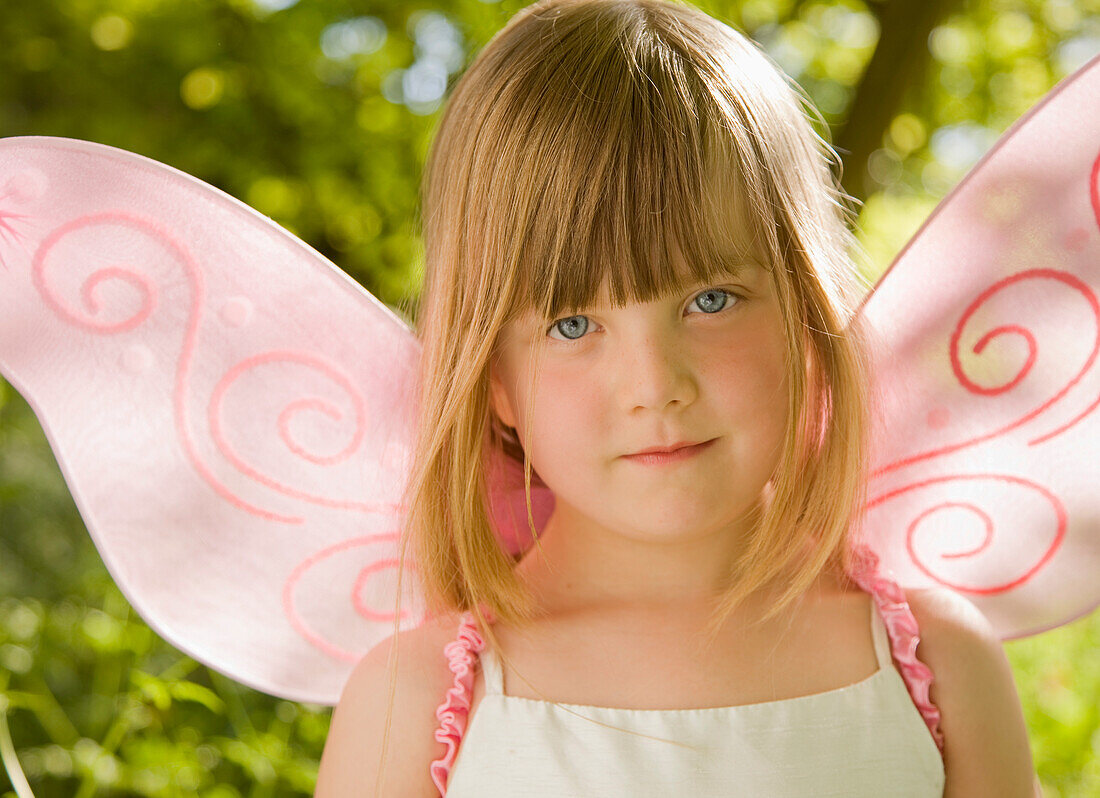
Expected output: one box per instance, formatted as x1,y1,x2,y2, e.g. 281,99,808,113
0,136,547,704
855,53,1100,640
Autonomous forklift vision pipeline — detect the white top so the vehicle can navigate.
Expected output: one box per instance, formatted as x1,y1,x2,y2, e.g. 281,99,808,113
443,597,946,796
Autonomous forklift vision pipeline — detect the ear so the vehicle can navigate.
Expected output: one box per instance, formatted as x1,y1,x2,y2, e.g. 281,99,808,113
488,360,518,430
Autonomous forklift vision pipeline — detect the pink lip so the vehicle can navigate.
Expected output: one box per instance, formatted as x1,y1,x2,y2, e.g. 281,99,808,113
621,438,716,465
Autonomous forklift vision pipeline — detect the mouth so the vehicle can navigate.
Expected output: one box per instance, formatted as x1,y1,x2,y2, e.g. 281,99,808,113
620,438,717,465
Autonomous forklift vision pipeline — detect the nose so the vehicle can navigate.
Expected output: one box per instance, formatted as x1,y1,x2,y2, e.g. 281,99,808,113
618,327,698,412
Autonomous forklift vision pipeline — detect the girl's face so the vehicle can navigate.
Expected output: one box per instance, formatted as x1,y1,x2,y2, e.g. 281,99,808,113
489,251,791,546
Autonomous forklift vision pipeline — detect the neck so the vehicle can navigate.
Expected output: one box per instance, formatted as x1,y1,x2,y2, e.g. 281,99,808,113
513,498,779,617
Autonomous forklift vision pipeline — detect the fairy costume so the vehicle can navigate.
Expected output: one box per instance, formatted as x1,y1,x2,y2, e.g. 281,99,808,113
1,46,1098,795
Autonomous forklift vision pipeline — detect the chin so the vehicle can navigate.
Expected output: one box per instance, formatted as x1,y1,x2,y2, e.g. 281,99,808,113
617,511,732,541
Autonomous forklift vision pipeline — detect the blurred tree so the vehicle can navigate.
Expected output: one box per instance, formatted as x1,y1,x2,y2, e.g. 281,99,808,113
832,0,961,202
1,0,1098,795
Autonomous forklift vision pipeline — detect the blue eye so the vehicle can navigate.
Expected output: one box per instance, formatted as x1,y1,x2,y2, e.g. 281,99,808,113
547,315,589,341
545,287,739,343
688,287,735,314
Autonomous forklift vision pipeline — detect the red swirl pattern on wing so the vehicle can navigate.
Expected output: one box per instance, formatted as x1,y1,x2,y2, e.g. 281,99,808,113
31,210,415,660
209,351,403,516
871,268,1100,481
1031,195,1100,446
866,474,1067,595
863,252,1098,596
31,211,406,524
282,533,424,662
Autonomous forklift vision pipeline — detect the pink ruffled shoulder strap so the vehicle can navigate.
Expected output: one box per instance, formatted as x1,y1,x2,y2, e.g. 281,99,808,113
428,608,490,796
426,548,945,794
846,543,946,754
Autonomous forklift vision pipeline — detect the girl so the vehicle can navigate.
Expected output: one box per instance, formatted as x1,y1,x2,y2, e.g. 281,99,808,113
317,0,1038,794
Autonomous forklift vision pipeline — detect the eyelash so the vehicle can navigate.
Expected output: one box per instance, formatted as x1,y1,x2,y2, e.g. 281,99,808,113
545,286,743,344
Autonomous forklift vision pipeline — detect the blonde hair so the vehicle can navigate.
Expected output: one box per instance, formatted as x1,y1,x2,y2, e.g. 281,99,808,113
379,0,875,785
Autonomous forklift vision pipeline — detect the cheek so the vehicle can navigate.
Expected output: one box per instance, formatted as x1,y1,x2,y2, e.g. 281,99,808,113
704,327,791,473
708,329,788,414
516,370,601,462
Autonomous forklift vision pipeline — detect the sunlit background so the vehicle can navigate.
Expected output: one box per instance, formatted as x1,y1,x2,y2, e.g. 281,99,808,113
1,0,1098,795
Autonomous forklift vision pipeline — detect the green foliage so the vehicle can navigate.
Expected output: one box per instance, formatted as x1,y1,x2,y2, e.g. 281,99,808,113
2,0,1099,795
0,419,329,797
1006,613,1100,796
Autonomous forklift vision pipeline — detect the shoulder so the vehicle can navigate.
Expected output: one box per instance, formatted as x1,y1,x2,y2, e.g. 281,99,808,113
315,611,467,798
905,588,1039,797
